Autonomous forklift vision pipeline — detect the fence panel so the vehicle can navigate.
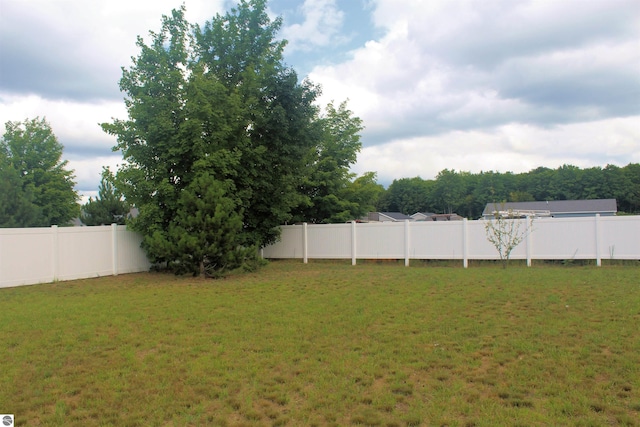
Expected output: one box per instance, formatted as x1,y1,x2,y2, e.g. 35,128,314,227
57,227,114,281
355,222,405,259
468,219,531,260
531,217,597,260
599,216,640,260
262,225,304,259
0,225,150,288
410,221,465,259
307,223,352,259
116,226,151,273
467,220,500,260
0,228,55,287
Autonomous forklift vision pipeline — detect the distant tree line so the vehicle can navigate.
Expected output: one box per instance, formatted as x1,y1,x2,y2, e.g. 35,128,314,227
377,164,640,218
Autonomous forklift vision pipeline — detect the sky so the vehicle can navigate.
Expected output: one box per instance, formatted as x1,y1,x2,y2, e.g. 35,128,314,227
1,0,639,202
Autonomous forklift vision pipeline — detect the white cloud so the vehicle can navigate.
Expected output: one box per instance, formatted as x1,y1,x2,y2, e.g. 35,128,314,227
372,0,639,68
281,0,345,51
353,116,640,184
0,0,226,100
0,94,125,153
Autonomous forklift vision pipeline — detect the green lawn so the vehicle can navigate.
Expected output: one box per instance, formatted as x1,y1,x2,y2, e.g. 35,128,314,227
1,261,639,426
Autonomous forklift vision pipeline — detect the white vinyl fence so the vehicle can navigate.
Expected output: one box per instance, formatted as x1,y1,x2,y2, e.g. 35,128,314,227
263,215,640,267
3,216,638,288
0,224,150,288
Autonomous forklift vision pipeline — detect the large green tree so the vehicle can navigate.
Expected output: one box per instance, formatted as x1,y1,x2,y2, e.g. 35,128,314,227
102,1,341,274
291,101,367,223
0,117,78,227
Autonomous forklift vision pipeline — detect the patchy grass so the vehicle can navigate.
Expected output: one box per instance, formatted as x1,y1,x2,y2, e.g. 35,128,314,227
1,260,639,426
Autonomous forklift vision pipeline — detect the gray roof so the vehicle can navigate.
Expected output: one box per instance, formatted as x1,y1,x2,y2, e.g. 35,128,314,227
380,212,414,220
482,199,617,216
368,212,414,221
411,212,436,217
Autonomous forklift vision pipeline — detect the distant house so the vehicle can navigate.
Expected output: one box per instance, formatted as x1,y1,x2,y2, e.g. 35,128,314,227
481,199,617,219
69,217,85,227
411,212,463,221
411,212,436,221
367,212,414,222
425,213,464,221
367,212,464,222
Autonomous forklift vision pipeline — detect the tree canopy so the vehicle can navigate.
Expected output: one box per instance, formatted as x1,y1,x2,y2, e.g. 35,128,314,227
290,100,371,223
102,1,367,275
1,117,78,227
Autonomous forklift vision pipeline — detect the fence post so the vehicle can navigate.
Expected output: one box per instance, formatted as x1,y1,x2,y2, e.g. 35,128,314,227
351,221,357,266
462,219,468,268
595,214,601,267
52,225,59,282
112,223,119,275
526,217,532,267
404,220,410,267
303,223,308,264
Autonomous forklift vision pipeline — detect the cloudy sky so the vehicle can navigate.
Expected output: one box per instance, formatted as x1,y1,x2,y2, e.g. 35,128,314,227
1,0,639,202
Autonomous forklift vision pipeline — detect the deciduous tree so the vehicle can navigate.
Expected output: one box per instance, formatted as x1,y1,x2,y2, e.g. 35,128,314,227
291,101,365,223
431,169,465,214
484,204,534,268
340,172,386,220
1,117,78,227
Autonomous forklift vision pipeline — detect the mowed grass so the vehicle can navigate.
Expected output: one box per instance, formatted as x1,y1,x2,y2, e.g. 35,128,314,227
1,261,639,426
